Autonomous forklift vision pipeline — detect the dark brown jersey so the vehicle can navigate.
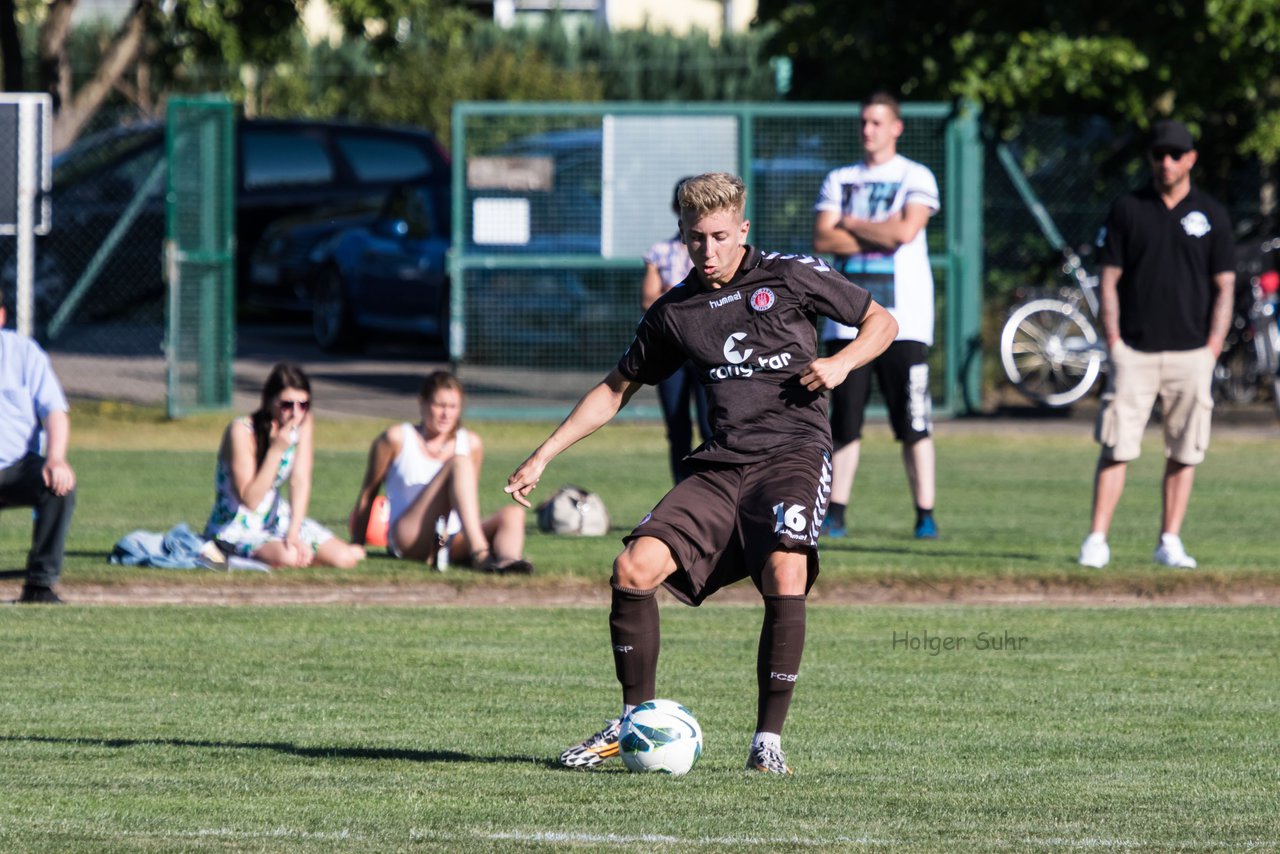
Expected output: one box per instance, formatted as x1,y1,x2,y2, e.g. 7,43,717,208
618,246,872,464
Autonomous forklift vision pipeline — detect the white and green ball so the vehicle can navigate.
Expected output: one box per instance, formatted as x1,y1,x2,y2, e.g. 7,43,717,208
618,699,703,775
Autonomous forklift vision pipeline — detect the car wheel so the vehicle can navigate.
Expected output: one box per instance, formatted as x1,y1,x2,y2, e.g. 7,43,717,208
312,267,362,352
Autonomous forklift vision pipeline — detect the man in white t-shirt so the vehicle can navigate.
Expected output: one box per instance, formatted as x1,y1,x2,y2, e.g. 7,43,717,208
812,92,941,539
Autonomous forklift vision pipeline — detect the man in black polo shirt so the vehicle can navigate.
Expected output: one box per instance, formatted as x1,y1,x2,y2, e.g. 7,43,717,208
507,172,896,774
1079,120,1235,570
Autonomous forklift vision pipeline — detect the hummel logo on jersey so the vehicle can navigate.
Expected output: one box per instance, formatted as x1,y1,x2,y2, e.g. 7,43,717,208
709,291,742,309
762,251,831,273
723,332,754,364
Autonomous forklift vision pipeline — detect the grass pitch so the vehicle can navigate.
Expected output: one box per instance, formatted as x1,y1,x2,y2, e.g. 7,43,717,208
4,407,1277,590
1,604,1277,851
1,408,1277,850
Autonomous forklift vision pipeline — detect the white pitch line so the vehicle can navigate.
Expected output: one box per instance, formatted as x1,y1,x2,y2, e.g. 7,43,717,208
452,830,897,847
7,824,1277,850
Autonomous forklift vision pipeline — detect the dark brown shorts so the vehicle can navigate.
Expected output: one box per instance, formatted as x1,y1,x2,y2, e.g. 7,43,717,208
625,445,832,606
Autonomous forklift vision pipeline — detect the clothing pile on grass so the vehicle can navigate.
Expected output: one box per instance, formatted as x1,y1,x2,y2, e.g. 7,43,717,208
110,523,271,572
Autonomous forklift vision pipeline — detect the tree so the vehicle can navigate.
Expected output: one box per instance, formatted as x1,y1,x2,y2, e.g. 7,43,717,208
760,0,1280,175
255,6,779,143
39,0,154,151
0,0,21,90
24,0,311,151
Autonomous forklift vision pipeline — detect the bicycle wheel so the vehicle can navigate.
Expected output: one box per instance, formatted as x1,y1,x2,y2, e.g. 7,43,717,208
1263,316,1280,415
1213,342,1258,405
1000,299,1104,407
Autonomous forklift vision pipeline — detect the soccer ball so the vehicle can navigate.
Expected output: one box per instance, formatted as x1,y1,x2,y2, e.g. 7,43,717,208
618,699,703,775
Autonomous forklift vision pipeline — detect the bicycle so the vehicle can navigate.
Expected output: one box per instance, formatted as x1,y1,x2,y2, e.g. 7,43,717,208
1214,235,1280,412
999,247,1107,407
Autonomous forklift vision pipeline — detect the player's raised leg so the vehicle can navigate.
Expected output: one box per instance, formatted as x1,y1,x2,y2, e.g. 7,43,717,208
559,536,678,768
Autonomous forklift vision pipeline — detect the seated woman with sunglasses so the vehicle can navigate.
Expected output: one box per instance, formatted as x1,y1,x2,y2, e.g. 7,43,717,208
203,363,366,569
348,371,533,574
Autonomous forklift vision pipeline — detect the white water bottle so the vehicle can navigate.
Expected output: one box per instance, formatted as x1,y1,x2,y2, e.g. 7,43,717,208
434,515,449,572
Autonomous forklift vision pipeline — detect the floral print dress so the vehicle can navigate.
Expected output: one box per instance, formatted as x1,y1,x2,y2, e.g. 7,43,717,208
203,417,333,556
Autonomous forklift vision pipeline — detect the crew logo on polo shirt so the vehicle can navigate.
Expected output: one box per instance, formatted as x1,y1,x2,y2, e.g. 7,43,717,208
1180,211,1211,238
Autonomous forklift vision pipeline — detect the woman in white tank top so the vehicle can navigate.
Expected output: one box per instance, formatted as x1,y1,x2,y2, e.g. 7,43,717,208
348,372,533,573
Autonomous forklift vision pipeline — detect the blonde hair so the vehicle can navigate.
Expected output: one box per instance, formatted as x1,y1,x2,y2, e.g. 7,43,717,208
677,172,746,220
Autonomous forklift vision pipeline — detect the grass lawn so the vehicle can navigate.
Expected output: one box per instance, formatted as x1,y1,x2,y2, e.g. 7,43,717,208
1,604,1277,851
2,404,1276,592
1,407,1276,851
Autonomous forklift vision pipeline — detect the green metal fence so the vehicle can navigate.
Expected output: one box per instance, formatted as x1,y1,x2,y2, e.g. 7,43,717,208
164,96,236,417
449,101,984,418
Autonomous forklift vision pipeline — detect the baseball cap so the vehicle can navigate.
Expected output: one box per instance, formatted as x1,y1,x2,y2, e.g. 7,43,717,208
1151,119,1195,153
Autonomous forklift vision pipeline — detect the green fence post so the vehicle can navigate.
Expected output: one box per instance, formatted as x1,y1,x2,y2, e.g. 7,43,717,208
165,95,236,418
947,101,985,414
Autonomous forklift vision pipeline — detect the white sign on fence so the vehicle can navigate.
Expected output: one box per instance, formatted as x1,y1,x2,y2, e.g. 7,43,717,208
0,94,53,337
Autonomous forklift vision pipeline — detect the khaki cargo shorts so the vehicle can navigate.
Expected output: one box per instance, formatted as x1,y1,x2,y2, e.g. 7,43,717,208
1095,341,1215,464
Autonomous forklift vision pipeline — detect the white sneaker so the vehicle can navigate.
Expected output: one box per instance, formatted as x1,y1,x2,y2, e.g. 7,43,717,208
1153,534,1197,569
1078,533,1110,568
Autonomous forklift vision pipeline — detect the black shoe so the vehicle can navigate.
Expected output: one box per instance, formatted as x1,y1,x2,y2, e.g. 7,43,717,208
471,551,535,575
495,558,534,575
18,584,64,604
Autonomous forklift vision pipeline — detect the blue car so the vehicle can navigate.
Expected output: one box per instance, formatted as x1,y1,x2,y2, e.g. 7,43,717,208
307,179,620,358
309,182,451,351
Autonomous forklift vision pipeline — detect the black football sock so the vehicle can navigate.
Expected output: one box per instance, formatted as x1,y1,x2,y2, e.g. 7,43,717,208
609,582,660,707
756,593,807,735
915,505,934,524
828,503,846,528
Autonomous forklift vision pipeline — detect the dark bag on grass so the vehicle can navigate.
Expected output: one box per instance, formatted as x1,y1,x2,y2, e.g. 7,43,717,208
536,485,610,536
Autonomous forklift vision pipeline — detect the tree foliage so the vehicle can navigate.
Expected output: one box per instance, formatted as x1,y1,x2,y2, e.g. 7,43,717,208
258,7,778,142
761,0,1280,167
255,7,603,143
11,0,311,149
17,0,780,152
486,15,779,102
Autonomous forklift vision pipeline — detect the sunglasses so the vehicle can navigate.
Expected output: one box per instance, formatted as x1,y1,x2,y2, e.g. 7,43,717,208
278,399,311,413
1150,148,1188,162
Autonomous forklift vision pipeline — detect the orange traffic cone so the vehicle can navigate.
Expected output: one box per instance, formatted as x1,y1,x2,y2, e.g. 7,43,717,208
365,495,390,548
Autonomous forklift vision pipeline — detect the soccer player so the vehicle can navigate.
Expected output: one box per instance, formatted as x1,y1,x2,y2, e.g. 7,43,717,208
812,92,941,540
506,172,897,774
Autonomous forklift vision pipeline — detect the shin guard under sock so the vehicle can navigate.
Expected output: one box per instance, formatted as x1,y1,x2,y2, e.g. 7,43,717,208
609,582,660,706
756,593,807,735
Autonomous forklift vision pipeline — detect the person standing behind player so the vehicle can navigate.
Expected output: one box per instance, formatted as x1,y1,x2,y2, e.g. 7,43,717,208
812,92,941,539
0,290,76,604
642,178,712,483
1078,119,1235,570
506,173,897,774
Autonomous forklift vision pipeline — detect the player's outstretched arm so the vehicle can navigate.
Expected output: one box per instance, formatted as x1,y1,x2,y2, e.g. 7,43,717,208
505,368,642,507
800,301,899,392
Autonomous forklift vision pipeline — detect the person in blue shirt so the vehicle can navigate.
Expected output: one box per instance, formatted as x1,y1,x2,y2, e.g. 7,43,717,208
0,291,76,604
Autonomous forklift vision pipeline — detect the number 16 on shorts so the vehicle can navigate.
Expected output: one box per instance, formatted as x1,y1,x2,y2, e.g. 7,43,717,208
773,502,809,535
